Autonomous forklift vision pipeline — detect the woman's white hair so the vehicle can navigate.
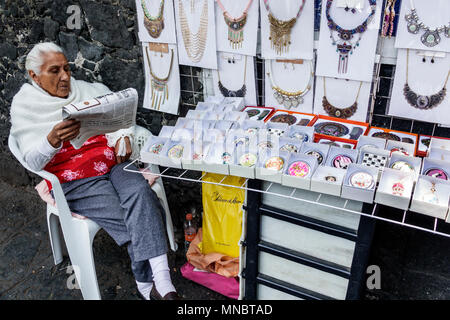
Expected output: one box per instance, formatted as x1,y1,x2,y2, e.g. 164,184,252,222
25,42,64,80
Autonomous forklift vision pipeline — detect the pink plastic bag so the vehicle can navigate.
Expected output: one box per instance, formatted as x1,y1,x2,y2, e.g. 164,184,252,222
180,262,239,300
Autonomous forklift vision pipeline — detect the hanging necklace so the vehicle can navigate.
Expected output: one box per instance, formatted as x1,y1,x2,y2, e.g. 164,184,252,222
326,0,377,74
216,0,253,49
263,0,306,55
322,78,362,118
404,49,449,110
267,59,313,108
178,0,209,63
217,55,248,97
381,0,396,38
405,0,450,47
145,46,174,110
141,0,165,38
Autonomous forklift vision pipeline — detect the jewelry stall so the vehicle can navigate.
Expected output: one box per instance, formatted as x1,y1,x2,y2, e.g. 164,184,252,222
132,0,450,299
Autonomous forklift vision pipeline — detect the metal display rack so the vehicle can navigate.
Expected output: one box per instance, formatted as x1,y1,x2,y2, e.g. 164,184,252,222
123,160,450,239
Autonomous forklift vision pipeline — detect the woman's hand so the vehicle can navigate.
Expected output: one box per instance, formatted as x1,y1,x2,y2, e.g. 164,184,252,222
115,136,132,164
47,119,81,148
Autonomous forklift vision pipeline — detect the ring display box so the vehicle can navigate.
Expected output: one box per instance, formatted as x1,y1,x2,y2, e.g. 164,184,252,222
421,158,450,181
158,125,175,138
159,139,192,169
310,166,346,197
181,140,212,171
356,135,387,151
241,106,275,122
256,150,291,184
229,145,258,179
341,164,378,204
387,153,422,181
312,115,369,142
324,146,359,170
410,175,450,220
286,126,314,143
385,140,415,157
299,142,331,166
203,142,230,175
140,135,169,165
374,168,415,210
266,110,317,127
281,153,318,190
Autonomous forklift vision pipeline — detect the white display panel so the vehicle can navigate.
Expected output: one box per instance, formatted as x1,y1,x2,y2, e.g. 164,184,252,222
259,0,315,60
211,52,257,106
174,0,218,69
264,59,315,113
313,76,372,122
214,0,259,56
315,0,382,82
136,0,177,43
142,43,181,115
388,48,450,126
395,0,450,53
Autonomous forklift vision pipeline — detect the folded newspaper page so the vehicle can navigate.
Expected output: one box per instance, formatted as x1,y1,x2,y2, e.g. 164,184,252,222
62,88,138,149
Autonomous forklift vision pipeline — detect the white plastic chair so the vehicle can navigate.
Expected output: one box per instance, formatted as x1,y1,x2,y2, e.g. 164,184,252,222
8,131,177,300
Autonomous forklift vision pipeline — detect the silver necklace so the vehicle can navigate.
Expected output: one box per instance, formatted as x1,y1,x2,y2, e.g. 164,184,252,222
405,0,450,47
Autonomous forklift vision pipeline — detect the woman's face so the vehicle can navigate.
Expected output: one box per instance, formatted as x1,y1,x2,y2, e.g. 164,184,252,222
29,52,71,98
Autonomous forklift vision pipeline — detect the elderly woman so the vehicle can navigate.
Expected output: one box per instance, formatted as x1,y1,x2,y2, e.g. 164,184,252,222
10,42,179,300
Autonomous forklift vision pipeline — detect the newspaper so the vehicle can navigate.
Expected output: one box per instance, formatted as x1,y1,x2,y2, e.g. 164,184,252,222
62,88,138,149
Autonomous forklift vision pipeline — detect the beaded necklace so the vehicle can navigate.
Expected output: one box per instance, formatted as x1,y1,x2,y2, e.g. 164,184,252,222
141,0,165,38
216,0,253,49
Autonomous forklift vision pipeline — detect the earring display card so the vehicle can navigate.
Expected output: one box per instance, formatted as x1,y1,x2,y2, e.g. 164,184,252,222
214,0,259,56
395,0,450,53
212,53,257,105
241,106,275,121
374,167,415,210
174,0,218,69
265,109,316,126
316,0,382,82
313,76,371,122
410,175,450,220
260,0,315,60
388,49,450,125
264,59,315,113
136,0,177,43
142,43,180,115
310,165,346,197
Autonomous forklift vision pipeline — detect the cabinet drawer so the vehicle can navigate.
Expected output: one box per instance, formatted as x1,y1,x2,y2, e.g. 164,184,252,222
258,251,349,300
261,182,362,231
260,215,355,269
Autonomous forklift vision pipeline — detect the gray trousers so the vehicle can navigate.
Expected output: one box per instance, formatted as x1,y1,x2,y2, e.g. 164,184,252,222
60,161,168,283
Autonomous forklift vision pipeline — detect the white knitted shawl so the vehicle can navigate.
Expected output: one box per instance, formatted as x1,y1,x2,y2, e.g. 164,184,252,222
10,77,112,156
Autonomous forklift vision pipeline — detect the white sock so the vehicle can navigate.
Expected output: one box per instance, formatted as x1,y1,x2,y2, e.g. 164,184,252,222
136,280,153,300
148,254,176,297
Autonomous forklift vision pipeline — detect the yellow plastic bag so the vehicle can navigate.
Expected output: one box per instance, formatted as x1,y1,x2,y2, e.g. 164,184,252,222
200,173,245,258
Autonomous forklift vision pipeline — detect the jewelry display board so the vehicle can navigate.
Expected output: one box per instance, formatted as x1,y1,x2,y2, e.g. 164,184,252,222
174,0,218,69
316,0,382,82
211,52,258,105
259,0,315,60
136,0,177,43
214,0,259,56
388,48,450,125
264,58,315,113
395,0,450,53
313,76,372,122
142,42,181,114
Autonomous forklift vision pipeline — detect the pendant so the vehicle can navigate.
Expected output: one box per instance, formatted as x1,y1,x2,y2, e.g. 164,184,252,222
421,29,441,47
336,43,353,74
264,156,285,171
422,182,439,204
322,96,357,119
144,16,164,38
392,182,405,196
325,175,337,182
258,141,274,149
403,83,446,110
390,160,414,173
222,152,232,164
268,13,297,55
239,153,257,167
168,144,184,159
218,81,247,98
224,13,247,49
151,78,169,111
350,171,374,189
149,143,164,154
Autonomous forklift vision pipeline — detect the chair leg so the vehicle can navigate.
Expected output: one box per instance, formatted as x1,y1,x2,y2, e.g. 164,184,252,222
46,207,63,265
